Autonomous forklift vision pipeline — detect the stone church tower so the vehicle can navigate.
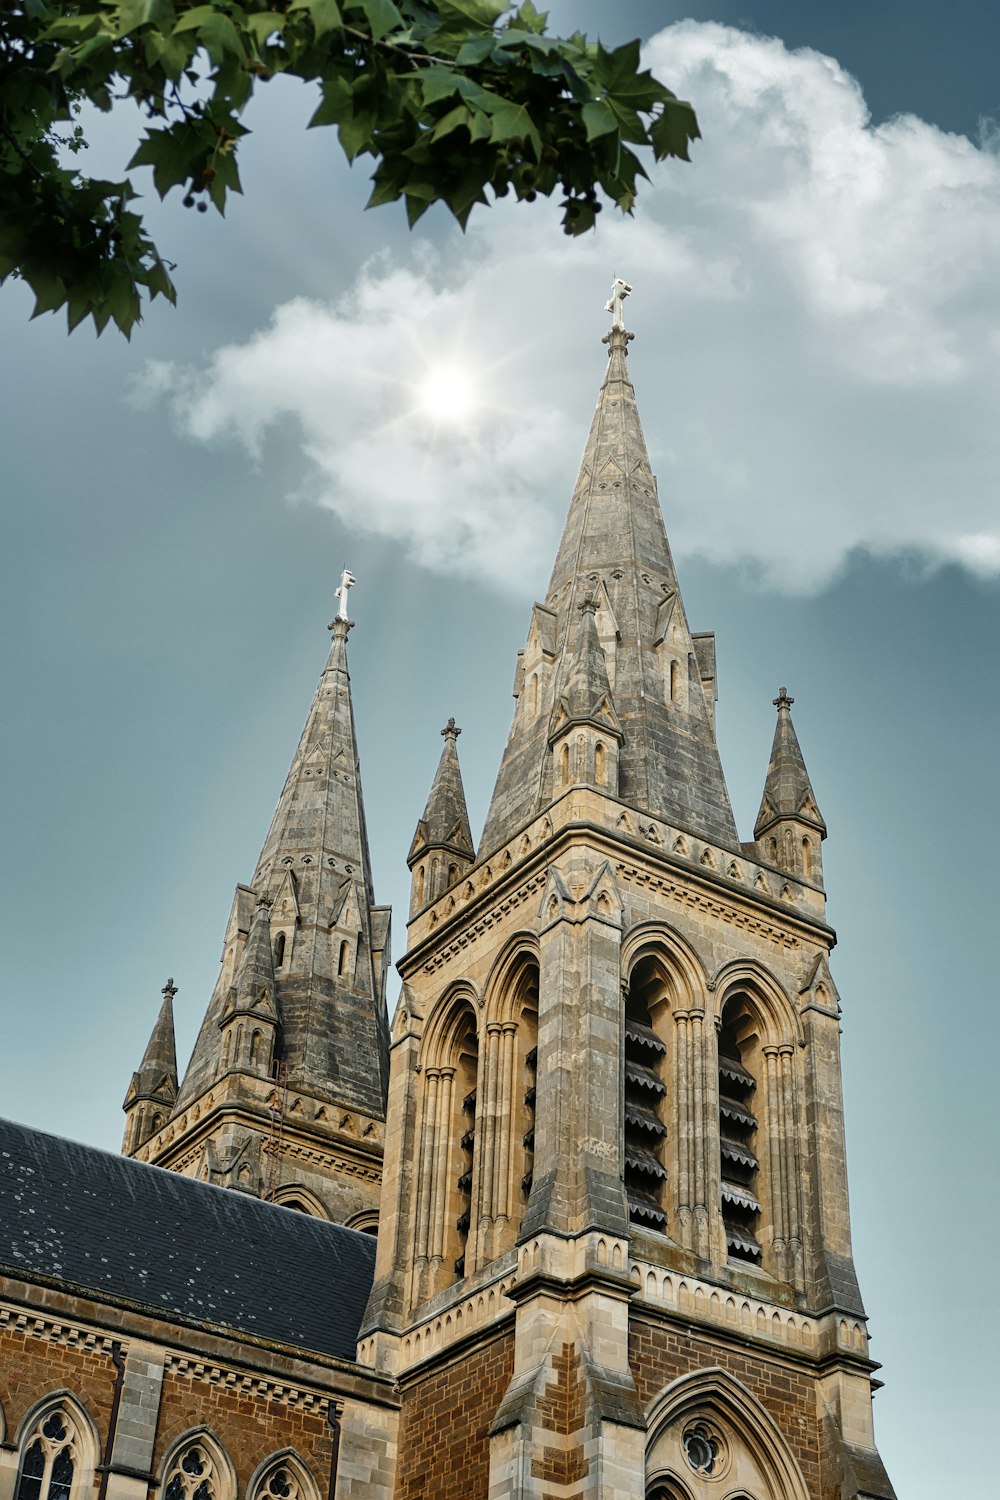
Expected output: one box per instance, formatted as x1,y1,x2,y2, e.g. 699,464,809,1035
360,286,895,1499
123,586,391,1229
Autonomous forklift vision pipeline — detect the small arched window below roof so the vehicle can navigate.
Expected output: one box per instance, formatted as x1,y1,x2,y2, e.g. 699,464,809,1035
163,1442,225,1500
15,1411,77,1500
274,932,286,968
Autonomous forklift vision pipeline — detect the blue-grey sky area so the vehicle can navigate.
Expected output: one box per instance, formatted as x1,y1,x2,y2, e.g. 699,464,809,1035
3,4,998,1494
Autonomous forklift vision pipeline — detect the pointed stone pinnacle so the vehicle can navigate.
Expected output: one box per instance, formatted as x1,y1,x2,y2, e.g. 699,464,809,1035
774,687,795,712
441,718,461,740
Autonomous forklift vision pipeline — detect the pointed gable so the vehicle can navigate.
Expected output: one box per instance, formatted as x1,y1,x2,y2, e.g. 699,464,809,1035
754,688,826,839
228,900,279,1021
407,719,474,866
125,981,179,1108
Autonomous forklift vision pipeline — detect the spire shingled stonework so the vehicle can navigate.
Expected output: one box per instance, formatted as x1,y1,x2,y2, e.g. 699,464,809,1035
123,577,390,1226
480,282,737,856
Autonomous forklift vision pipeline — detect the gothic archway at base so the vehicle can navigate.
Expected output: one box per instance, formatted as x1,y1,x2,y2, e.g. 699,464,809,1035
645,1367,811,1500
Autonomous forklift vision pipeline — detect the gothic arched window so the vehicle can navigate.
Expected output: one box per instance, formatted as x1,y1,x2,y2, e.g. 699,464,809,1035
412,995,481,1302
15,1410,79,1500
247,1454,320,1500
274,931,286,968
160,1437,232,1500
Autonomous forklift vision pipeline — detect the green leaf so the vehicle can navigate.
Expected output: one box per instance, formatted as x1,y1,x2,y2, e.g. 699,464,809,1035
419,66,461,104
486,99,540,156
429,104,472,142
455,35,495,66
436,0,507,25
287,0,342,40
246,11,287,44
117,0,172,36
309,75,353,126
649,98,700,162
360,0,403,42
581,99,616,141
172,6,218,36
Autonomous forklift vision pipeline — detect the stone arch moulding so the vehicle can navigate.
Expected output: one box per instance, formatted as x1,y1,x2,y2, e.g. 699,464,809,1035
645,1367,810,1500
418,982,481,1070
13,1390,101,1500
269,1185,331,1220
155,1427,237,1500
345,1208,379,1234
709,960,803,1048
14,1391,100,1461
620,920,710,1010
482,932,541,1025
245,1449,322,1500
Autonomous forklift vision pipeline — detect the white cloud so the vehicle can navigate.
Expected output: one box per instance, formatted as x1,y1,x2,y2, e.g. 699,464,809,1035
145,21,1000,595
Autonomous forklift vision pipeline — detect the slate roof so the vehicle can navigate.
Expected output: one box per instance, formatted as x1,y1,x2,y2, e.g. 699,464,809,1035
0,1117,375,1364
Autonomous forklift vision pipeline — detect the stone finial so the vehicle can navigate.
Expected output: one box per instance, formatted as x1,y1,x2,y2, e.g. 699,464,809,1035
773,687,795,712
441,718,461,741
579,596,598,616
162,977,177,1000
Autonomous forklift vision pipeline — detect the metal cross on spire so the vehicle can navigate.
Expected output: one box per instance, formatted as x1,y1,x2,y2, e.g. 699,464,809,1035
335,566,356,620
604,276,633,331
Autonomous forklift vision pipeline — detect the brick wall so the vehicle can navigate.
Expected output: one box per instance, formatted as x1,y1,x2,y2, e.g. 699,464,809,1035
0,1323,338,1499
629,1315,824,1499
154,1371,333,1490
0,1325,115,1448
395,1332,514,1500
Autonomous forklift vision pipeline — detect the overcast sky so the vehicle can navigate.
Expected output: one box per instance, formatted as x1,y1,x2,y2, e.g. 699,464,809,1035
3,4,998,1495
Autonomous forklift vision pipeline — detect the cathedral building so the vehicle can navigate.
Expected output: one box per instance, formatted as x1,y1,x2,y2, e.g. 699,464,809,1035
0,287,896,1500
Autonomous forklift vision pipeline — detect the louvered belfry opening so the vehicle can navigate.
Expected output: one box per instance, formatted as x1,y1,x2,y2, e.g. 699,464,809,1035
453,1014,478,1278
522,1042,537,1206
718,994,762,1265
623,957,669,1232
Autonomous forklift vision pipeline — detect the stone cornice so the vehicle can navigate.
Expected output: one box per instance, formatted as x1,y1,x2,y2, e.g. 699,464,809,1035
0,1286,397,1408
400,791,835,979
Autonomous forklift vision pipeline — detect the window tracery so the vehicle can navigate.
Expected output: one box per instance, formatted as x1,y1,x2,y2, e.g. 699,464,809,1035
15,1410,78,1500
164,1445,217,1500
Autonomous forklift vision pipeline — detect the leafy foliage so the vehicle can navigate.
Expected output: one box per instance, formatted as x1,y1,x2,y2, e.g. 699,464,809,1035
0,0,700,336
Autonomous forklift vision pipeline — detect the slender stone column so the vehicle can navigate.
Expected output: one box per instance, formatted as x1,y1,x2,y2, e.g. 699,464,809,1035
764,1045,787,1278
674,1010,692,1244
495,1022,517,1226
430,1066,455,1267
479,1024,502,1225
414,1069,439,1261
689,1008,709,1259
412,1068,439,1303
780,1044,805,1287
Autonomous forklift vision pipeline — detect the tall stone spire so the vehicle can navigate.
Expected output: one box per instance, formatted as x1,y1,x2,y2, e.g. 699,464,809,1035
122,980,178,1154
480,283,738,854
407,719,474,915
128,579,391,1226
754,686,826,885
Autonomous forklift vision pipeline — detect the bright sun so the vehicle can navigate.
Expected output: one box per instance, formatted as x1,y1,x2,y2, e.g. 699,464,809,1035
415,364,479,424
